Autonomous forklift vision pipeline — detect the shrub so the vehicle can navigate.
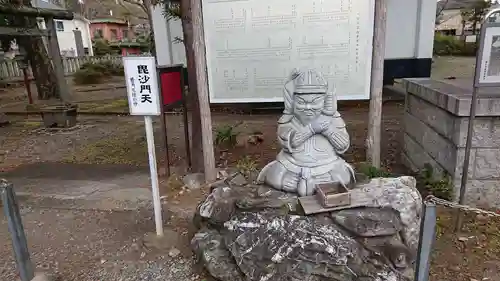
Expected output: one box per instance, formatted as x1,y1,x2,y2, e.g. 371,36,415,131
92,39,114,56
236,156,258,179
73,68,102,85
73,60,124,85
416,164,454,200
358,163,393,178
433,33,477,56
214,122,242,147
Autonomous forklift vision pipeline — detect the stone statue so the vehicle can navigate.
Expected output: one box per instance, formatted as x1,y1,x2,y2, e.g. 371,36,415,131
257,68,355,196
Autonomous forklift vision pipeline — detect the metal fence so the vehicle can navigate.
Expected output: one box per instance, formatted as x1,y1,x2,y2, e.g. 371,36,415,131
1,180,34,281
0,55,123,81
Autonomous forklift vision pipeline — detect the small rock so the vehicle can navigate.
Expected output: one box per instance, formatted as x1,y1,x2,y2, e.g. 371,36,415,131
100,259,107,264
31,273,53,281
0,113,9,127
140,252,146,258
130,243,140,251
476,214,489,221
247,134,264,145
458,237,468,242
183,173,205,189
168,247,181,258
451,266,461,272
227,173,247,186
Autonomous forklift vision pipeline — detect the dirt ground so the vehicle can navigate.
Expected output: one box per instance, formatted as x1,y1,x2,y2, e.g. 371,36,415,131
0,56,499,281
0,198,205,281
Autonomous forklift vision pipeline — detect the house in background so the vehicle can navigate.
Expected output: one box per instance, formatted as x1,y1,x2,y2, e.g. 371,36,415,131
90,18,149,56
436,0,500,37
32,0,94,56
90,18,131,42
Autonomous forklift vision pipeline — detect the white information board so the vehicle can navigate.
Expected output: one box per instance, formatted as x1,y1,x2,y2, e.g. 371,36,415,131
202,0,375,103
476,25,500,86
123,56,161,115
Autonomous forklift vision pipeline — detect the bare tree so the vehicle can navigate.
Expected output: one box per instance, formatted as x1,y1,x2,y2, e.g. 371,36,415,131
470,0,491,35
460,8,473,38
436,0,450,25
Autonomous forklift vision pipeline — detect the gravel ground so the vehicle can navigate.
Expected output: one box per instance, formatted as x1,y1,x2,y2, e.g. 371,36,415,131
0,202,203,281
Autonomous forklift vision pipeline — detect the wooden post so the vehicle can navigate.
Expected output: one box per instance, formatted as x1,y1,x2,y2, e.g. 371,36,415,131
366,0,387,168
45,17,71,103
189,0,216,182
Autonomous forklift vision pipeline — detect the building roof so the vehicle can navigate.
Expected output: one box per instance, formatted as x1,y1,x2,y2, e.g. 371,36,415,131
90,18,128,25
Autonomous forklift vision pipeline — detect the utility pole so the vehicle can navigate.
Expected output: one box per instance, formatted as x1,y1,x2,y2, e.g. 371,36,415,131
366,0,387,168
189,0,216,182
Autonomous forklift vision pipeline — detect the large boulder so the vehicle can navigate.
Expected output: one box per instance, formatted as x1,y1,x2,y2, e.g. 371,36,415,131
192,177,422,281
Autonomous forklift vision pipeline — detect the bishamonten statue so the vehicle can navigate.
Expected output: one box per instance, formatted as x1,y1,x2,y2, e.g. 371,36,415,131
257,68,355,196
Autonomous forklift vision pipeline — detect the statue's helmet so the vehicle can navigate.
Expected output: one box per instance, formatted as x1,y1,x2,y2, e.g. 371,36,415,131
293,69,328,95
281,69,336,120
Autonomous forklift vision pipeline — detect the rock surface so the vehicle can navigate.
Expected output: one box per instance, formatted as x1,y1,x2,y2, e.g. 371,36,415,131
192,176,422,281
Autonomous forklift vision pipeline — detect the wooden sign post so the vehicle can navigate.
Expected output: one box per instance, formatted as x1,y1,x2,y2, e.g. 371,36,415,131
190,0,217,183
367,0,388,168
123,56,164,237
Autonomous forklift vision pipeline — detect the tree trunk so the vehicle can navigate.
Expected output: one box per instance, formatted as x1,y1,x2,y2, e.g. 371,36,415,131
180,0,204,173
17,0,59,100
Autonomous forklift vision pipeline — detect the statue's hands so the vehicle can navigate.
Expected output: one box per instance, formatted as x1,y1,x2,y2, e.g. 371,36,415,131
310,117,330,133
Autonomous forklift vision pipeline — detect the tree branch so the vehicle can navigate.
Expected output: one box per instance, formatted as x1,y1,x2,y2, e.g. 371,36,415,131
121,0,148,14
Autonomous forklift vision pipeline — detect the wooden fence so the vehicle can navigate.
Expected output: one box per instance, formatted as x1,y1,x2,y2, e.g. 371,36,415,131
0,56,123,81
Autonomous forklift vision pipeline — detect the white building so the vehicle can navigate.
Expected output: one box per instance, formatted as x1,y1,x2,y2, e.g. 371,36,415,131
151,0,437,103
32,0,94,57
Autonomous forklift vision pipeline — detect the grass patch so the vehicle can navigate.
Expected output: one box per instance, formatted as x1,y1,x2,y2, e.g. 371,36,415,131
63,135,147,165
78,99,129,113
19,121,42,128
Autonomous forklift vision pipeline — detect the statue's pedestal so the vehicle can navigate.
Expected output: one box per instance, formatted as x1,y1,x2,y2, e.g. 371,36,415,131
192,176,421,281
402,78,500,207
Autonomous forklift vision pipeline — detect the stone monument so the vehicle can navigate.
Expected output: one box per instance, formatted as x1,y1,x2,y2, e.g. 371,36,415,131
257,69,355,196
191,69,423,281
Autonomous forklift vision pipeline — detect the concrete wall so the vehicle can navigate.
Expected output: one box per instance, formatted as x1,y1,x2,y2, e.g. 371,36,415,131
402,78,500,207
38,18,94,57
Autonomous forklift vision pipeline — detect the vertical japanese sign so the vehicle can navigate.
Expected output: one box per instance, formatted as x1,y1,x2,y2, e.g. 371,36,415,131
123,56,161,116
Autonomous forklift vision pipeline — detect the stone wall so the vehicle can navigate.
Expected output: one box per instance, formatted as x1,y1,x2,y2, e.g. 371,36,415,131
402,78,500,207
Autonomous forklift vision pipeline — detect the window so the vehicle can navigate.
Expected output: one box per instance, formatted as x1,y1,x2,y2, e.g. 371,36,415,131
55,21,64,32
94,29,103,39
122,29,129,40
110,29,118,40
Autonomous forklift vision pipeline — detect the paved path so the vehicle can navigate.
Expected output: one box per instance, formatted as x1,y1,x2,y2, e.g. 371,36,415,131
0,163,154,210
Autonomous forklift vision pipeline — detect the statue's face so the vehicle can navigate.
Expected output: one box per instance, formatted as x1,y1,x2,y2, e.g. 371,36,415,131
293,93,325,124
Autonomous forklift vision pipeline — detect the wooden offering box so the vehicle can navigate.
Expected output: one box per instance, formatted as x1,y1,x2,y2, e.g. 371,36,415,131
315,183,351,208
